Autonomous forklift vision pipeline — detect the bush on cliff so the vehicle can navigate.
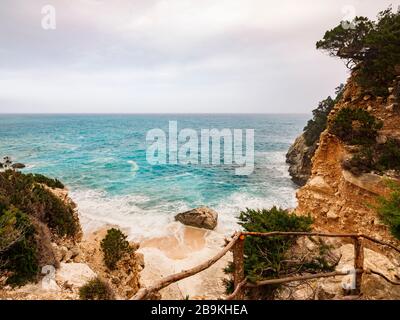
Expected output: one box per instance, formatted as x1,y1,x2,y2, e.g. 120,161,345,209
0,170,79,237
79,277,115,300
376,181,400,240
0,206,39,286
376,139,400,172
0,170,79,286
330,107,383,145
317,7,400,96
100,228,131,270
303,85,344,147
225,207,337,299
26,173,64,189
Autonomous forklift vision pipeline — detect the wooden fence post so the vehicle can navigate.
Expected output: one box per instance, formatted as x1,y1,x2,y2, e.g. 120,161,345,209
232,234,245,300
353,236,364,295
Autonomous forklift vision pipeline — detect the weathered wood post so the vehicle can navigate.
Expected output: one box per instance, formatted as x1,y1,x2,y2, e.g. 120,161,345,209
353,236,364,295
232,234,245,299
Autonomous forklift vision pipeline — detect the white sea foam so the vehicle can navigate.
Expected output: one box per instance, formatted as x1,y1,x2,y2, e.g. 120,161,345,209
70,189,190,239
71,182,297,242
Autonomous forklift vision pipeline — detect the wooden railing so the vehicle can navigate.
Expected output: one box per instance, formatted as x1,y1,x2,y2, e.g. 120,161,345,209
132,231,400,300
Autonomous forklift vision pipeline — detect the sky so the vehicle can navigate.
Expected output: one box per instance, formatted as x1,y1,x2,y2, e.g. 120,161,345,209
0,0,398,114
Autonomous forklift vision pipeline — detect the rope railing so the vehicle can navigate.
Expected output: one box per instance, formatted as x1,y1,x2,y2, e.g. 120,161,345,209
131,231,400,300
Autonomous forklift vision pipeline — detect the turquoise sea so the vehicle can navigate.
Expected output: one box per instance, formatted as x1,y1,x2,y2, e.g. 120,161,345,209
0,114,308,239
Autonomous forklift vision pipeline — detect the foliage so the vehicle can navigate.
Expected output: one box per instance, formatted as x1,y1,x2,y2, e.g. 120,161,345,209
341,137,400,176
238,207,313,283
0,206,27,254
376,139,400,171
0,170,78,237
303,84,344,146
100,228,131,270
376,181,400,240
0,170,77,286
223,207,339,299
26,173,64,189
317,7,400,96
79,277,115,300
0,207,39,286
342,146,374,175
330,107,383,145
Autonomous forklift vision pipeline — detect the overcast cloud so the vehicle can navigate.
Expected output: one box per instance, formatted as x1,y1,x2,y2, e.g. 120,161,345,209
0,0,397,114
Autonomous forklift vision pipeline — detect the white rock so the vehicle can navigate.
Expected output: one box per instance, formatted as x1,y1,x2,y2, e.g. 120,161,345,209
326,209,339,220
56,263,96,288
308,176,333,194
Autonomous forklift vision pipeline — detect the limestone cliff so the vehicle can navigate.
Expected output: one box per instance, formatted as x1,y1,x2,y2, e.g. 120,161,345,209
295,75,400,248
286,134,317,186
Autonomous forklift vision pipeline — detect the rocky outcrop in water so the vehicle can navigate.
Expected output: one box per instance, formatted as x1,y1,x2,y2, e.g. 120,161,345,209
11,163,25,169
175,206,218,230
286,134,317,186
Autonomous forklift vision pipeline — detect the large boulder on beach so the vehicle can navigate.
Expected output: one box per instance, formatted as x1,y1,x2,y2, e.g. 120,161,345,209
175,206,218,230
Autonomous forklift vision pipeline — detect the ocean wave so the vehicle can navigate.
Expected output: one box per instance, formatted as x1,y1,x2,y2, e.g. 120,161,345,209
70,181,297,242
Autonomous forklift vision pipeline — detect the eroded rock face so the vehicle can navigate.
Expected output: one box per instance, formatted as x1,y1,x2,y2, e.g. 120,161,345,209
342,171,390,196
295,77,400,246
290,77,400,300
175,207,218,230
56,263,97,288
78,228,143,299
286,134,317,186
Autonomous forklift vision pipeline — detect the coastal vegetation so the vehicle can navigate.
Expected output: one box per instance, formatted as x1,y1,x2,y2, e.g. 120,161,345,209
26,173,64,189
317,7,400,96
0,207,38,286
0,170,79,286
79,277,115,300
303,85,344,147
100,228,132,270
224,207,337,299
329,108,400,175
376,181,400,240
330,108,383,146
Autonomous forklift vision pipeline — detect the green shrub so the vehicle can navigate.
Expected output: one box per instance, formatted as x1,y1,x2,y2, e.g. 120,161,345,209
0,170,79,237
224,207,336,299
342,139,400,175
303,85,344,147
31,186,78,237
342,146,375,175
0,207,39,286
79,277,115,300
376,181,400,240
376,139,400,171
330,107,383,145
26,173,64,189
100,228,131,270
0,171,76,286
238,207,313,282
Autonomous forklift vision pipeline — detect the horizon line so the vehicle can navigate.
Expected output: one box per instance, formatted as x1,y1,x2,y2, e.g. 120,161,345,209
0,112,309,115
